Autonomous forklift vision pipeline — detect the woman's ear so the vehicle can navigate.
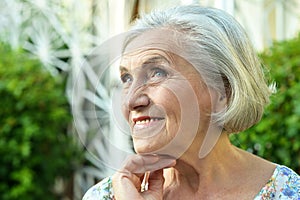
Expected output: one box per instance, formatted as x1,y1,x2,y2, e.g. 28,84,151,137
214,92,227,113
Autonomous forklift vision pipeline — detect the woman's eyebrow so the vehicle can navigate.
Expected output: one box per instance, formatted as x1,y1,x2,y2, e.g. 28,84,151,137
119,55,170,72
119,66,128,74
142,56,170,67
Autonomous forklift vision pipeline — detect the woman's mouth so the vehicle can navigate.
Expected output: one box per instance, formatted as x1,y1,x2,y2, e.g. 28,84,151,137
132,116,164,130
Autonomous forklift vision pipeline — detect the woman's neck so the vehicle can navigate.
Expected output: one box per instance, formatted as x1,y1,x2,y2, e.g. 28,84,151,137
162,132,276,199
164,133,244,192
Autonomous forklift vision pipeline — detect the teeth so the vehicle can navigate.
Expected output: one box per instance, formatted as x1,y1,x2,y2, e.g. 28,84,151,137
135,118,159,125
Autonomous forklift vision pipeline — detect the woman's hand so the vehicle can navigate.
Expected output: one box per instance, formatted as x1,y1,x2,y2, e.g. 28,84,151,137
112,154,176,200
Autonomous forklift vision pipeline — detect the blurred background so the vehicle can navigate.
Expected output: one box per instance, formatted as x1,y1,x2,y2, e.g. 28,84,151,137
0,0,299,199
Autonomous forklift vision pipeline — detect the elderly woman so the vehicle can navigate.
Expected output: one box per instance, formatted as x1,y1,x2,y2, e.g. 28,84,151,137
83,5,300,200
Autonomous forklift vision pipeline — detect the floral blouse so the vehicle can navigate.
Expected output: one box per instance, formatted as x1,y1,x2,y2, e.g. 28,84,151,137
83,165,300,200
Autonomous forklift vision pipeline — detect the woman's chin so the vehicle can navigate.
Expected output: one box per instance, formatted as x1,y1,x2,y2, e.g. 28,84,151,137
133,142,161,155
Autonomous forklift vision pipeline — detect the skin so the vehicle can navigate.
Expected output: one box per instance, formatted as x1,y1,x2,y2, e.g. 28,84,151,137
112,47,276,200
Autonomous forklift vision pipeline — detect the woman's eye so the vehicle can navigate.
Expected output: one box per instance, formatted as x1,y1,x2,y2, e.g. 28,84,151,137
120,73,133,84
151,68,167,78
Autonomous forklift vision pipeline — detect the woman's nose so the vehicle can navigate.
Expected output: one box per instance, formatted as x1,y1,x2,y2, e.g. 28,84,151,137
127,93,150,111
123,77,151,112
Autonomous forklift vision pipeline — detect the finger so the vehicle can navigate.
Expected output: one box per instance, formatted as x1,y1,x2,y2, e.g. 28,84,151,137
120,154,176,174
112,155,176,200
141,159,176,193
112,155,162,194
147,169,165,192
120,154,159,172
143,159,176,173
112,173,143,200
141,170,164,199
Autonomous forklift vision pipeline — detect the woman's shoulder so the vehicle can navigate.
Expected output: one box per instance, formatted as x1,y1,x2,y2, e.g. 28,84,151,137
255,165,300,199
82,176,114,200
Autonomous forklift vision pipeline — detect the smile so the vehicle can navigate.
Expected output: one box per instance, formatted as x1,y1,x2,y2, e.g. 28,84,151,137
132,116,164,130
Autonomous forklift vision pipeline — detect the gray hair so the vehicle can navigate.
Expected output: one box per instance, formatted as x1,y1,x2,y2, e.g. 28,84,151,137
127,5,273,133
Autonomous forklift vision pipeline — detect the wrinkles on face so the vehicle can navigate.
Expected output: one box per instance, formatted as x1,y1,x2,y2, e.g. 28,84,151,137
119,48,211,156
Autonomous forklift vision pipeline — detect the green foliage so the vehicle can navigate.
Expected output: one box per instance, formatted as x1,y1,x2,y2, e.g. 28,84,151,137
231,34,300,173
0,43,82,200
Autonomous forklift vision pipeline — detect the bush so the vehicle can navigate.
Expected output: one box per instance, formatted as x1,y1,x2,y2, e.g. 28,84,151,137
231,34,300,173
0,43,81,199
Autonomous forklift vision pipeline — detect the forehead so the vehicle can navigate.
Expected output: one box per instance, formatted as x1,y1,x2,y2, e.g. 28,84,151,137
121,28,185,67
120,49,172,68
124,28,181,53
119,29,201,75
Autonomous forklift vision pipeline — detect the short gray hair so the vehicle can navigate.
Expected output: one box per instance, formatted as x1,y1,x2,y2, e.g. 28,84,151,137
127,5,273,133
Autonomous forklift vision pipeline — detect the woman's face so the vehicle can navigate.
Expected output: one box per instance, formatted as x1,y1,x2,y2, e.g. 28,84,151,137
120,48,216,155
